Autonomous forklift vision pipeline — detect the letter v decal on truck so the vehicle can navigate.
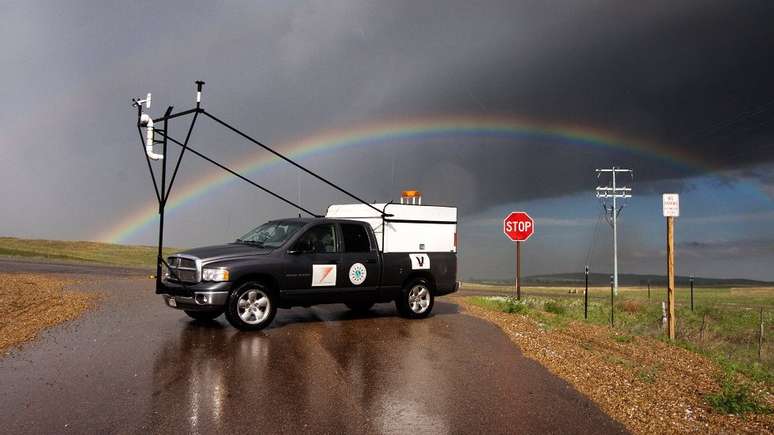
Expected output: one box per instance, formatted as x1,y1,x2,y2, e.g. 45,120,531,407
410,254,430,270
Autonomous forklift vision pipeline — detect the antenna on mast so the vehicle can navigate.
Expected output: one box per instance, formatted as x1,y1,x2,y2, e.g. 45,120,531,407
195,81,205,107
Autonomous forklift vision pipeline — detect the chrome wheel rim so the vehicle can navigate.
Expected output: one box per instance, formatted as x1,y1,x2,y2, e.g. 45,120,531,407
237,289,270,325
408,284,430,313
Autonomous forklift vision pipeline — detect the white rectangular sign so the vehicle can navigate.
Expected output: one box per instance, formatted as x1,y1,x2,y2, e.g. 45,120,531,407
662,193,680,217
312,264,337,287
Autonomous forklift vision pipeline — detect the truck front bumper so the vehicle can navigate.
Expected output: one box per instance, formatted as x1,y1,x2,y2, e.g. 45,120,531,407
159,280,231,311
162,292,229,311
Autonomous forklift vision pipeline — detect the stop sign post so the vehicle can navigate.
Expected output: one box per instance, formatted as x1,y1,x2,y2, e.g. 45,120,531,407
503,212,534,300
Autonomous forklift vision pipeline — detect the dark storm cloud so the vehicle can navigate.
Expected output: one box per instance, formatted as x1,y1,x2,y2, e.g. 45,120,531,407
0,0,772,248
363,0,774,212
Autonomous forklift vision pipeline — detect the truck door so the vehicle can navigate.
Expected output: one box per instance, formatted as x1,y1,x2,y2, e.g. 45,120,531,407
283,223,341,295
338,222,380,295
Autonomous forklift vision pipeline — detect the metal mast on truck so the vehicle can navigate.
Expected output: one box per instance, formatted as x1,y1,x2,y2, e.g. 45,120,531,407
131,81,389,291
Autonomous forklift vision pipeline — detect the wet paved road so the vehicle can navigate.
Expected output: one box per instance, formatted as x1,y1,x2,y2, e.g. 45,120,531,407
0,261,626,434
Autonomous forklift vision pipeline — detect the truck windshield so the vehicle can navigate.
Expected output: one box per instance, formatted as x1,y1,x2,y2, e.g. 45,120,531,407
236,221,305,248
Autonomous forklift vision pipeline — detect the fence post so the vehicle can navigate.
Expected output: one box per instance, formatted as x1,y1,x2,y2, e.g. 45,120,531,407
699,313,707,343
584,265,589,320
760,307,765,362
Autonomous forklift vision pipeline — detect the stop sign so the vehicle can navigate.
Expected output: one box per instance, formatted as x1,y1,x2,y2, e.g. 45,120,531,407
503,211,534,242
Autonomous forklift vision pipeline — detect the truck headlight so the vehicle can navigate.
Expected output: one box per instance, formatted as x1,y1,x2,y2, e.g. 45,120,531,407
202,268,230,282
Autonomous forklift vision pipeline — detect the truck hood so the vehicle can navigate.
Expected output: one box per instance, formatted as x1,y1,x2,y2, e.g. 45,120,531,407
176,243,273,262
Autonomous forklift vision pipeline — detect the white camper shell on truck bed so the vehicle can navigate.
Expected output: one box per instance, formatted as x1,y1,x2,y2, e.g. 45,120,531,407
325,203,457,253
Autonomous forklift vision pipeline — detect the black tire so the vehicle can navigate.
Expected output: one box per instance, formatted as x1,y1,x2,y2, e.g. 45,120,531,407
345,302,375,312
184,309,224,321
395,278,434,319
225,281,277,331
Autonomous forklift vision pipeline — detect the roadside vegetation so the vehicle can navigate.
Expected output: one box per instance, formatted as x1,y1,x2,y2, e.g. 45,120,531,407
466,285,773,383
0,237,179,269
460,284,774,433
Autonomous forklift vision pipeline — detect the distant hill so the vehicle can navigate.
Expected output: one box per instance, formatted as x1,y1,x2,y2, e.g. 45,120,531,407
0,237,180,268
469,273,773,287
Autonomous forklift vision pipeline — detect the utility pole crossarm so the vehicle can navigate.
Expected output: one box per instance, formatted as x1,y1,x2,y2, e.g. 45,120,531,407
595,187,632,192
596,193,632,199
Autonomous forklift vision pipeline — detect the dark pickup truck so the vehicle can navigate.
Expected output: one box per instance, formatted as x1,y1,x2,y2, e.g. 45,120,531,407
159,217,458,330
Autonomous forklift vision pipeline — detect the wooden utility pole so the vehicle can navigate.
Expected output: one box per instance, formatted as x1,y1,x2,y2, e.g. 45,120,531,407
516,241,521,300
663,193,679,341
666,216,676,340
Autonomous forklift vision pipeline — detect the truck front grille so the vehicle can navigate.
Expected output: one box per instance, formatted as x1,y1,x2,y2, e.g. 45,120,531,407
167,256,200,283
178,258,196,269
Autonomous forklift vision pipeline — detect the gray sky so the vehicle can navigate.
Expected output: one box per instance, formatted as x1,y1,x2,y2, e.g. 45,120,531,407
1,1,773,280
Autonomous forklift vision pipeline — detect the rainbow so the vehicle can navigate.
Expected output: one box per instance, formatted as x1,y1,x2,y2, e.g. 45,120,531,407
98,115,708,243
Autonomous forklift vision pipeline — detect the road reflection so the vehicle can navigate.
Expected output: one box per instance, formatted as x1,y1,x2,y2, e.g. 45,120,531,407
148,302,466,433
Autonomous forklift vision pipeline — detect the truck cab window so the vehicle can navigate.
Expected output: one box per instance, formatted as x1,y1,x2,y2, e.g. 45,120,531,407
294,224,337,253
342,223,371,253
237,221,305,248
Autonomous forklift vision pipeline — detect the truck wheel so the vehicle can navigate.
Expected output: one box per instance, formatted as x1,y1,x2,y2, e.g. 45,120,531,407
184,310,223,321
345,302,375,313
225,282,277,331
396,278,434,319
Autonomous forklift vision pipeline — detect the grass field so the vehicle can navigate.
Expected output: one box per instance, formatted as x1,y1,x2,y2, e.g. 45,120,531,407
0,237,179,268
463,283,774,387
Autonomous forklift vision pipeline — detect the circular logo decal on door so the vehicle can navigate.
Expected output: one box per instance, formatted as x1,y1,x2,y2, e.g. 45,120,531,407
349,263,367,285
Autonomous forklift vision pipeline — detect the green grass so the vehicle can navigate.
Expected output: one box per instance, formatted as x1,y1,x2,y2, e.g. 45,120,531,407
637,366,658,384
544,300,566,315
707,375,770,415
613,333,634,343
0,237,180,269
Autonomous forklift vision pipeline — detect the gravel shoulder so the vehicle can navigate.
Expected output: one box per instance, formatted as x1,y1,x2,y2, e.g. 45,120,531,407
0,273,99,354
455,296,774,434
